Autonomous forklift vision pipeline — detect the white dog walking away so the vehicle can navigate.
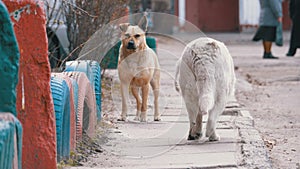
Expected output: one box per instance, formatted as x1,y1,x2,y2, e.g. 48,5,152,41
175,37,236,141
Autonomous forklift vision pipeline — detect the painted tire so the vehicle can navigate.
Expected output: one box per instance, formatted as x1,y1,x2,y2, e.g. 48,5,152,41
64,60,94,86
0,113,22,169
0,120,13,169
71,79,79,121
51,73,76,151
63,72,96,140
89,61,102,121
50,77,71,161
64,60,101,121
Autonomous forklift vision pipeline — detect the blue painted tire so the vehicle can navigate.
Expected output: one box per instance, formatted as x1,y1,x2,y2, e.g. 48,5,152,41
64,60,94,86
50,77,71,161
0,120,14,169
64,60,101,121
89,61,102,121
14,117,22,169
0,113,22,169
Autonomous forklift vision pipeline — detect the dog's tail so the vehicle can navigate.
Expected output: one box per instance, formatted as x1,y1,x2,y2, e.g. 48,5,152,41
174,58,181,92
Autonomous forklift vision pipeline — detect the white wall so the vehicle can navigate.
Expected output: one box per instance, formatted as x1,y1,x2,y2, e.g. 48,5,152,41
178,0,185,27
239,0,260,26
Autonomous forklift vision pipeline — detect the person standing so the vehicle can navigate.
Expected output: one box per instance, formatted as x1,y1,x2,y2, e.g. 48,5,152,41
286,0,300,56
253,0,283,59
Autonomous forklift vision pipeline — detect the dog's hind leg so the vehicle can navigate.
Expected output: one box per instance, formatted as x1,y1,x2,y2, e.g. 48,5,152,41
190,111,203,140
131,86,141,121
182,83,202,140
140,84,150,122
194,76,215,140
205,95,226,141
186,103,199,140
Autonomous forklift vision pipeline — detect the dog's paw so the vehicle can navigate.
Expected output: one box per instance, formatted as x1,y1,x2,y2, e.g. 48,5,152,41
134,116,140,121
140,116,147,122
140,112,147,122
117,116,127,121
187,132,202,140
140,117,147,122
208,134,220,142
154,117,161,121
154,114,161,121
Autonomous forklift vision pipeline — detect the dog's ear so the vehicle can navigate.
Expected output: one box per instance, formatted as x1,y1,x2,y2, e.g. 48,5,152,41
119,23,130,32
138,15,148,32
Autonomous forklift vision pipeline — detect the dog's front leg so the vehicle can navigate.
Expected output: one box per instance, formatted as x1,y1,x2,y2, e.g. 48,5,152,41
150,71,161,121
131,86,141,121
140,84,150,122
119,83,130,121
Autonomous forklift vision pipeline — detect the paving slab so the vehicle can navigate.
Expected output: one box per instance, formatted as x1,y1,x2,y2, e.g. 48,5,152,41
120,152,237,168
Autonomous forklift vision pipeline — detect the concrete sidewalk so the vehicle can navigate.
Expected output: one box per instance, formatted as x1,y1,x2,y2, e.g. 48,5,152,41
69,32,278,169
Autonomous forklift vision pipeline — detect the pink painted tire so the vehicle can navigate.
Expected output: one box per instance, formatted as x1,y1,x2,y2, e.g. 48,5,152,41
51,73,76,151
63,72,96,140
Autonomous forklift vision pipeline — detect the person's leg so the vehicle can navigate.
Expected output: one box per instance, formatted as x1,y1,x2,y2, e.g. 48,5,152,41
287,24,297,56
263,41,272,53
263,41,278,59
286,37,296,57
287,47,297,56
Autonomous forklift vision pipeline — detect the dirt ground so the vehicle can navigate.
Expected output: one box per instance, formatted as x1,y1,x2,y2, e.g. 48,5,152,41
230,43,300,169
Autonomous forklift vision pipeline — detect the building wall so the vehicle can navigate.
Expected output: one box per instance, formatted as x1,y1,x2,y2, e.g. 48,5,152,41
174,0,291,32
282,0,291,30
185,0,239,32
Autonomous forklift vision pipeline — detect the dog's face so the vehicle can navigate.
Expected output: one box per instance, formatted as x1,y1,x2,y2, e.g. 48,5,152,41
120,16,148,51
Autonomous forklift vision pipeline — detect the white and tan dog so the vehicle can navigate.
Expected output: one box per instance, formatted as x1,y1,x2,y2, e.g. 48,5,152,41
175,37,236,141
117,16,161,122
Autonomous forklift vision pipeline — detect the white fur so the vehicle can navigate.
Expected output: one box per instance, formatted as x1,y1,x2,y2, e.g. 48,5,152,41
175,37,236,141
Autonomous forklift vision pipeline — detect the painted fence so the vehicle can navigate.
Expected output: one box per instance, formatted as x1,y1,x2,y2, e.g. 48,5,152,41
2,0,102,168
0,1,22,169
0,0,19,116
3,0,57,168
